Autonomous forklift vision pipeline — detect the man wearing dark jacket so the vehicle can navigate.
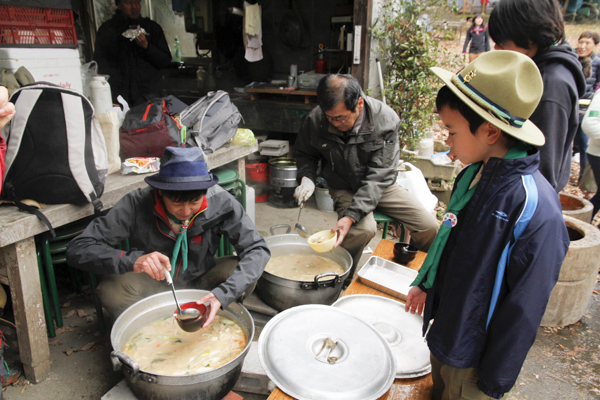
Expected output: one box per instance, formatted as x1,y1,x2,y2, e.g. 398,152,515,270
66,147,270,327
489,0,586,192
294,74,439,277
94,0,171,105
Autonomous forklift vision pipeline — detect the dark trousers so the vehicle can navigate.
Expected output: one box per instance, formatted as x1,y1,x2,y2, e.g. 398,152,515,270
587,153,600,224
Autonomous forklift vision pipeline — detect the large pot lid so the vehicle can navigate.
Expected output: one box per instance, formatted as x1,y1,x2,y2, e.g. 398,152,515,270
332,295,431,378
258,305,396,400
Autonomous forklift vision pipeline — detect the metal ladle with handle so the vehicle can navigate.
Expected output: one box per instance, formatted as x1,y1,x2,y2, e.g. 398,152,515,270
162,264,201,321
295,200,309,238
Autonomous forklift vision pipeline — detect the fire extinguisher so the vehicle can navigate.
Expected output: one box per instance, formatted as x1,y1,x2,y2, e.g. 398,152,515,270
315,44,327,74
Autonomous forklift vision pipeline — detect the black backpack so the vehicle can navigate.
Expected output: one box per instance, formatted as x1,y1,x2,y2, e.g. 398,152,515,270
1,83,108,234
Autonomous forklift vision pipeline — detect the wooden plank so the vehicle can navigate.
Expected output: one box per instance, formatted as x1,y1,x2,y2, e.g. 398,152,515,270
2,238,50,383
267,239,432,400
245,88,317,96
0,144,257,248
352,0,373,89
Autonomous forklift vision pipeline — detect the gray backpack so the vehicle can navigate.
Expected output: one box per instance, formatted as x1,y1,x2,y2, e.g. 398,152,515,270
180,90,242,153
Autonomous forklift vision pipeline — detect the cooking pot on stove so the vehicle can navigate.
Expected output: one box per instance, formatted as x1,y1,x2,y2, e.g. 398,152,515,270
256,225,353,311
110,290,254,400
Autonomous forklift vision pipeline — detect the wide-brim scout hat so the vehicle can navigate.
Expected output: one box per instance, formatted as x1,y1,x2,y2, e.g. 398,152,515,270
431,50,545,146
145,146,219,191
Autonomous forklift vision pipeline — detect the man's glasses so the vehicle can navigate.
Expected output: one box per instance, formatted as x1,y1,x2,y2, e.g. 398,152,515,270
324,113,351,124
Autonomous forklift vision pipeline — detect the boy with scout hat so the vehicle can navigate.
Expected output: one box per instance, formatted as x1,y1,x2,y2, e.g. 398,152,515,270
404,51,569,399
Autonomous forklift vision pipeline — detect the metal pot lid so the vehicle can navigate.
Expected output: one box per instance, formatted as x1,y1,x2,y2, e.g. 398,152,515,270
332,295,431,378
258,304,396,400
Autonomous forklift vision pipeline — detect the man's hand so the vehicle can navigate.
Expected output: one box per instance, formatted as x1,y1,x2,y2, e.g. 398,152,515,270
405,286,426,315
332,216,353,248
134,26,148,49
294,177,315,205
0,86,16,130
133,252,171,281
196,292,222,328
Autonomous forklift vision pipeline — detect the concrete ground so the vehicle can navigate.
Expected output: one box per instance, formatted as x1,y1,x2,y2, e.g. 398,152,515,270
0,198,599,399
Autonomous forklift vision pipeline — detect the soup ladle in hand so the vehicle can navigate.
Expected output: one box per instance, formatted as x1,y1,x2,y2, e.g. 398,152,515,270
295,201,309,238
162,264,201,321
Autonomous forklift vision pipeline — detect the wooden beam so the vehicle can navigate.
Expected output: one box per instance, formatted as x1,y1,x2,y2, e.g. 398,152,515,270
352,0,373,90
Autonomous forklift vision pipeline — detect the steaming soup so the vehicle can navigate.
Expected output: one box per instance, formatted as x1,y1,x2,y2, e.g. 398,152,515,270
265,254,345,281
122,315,246,375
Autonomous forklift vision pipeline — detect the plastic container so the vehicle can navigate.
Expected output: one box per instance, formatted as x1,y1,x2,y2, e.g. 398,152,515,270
0,47,83,93
89,75,113,114
245,163,268,203
246,186,256,224
173,36,181,62
0,5,77,46
308,230,337,253
416,138,434,158
315,187,335,212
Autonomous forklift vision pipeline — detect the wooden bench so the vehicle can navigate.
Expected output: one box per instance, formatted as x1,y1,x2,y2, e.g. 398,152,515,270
0,143,257,383
267,239,432,400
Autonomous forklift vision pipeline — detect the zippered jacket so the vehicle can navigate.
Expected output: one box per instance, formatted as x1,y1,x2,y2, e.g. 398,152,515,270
582,53,600,100
94,10,172,105
530,44,586,192
295,95,400,223
422,149,569,399
462,26,490,54
66,185,270,308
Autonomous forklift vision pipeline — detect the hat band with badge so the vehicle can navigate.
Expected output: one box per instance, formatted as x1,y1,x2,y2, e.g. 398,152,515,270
430,50,545,146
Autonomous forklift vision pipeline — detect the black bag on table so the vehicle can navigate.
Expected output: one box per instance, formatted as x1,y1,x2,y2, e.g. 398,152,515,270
119,98,183,159
0,82,108,236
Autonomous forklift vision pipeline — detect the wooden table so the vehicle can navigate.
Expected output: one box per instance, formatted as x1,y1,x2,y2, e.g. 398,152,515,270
267,239,433,400
0,143,257,383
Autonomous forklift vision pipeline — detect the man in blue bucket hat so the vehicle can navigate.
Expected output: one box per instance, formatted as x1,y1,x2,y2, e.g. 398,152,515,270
67,147,270,327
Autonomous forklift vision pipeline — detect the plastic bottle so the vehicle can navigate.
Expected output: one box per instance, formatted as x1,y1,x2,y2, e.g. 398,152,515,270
173,36,181,62
89,75,113,114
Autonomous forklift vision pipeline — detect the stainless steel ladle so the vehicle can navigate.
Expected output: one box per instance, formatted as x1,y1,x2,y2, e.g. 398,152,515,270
295,201,309,238
162,264,201,321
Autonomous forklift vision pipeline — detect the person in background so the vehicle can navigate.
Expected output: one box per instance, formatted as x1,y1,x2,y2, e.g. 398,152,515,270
581,87,600,227
66,147,270,327
488,0,586,192
94,0,171,106
574,31,600,182
405,51,569,400
462,14,490,63
294,74,439,279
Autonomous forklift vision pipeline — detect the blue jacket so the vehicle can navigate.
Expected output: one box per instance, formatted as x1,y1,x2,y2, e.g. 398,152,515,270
422,149,569,399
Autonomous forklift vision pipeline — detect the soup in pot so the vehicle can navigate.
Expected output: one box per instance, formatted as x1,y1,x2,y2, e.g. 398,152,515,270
122,315,246,375
265,254,345,281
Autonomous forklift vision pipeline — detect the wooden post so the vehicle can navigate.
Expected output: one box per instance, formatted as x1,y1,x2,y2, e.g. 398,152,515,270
2,238,51,383
352,0,373,90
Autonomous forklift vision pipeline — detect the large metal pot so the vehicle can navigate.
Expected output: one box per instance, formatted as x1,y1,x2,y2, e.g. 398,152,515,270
110,290,254,400
257,225,353,311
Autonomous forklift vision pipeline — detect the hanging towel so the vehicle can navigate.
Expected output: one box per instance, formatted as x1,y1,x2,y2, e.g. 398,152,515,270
244,1,263,62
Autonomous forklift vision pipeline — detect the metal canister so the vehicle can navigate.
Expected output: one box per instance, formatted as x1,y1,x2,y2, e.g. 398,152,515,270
287,75,295,87
268,157,298,208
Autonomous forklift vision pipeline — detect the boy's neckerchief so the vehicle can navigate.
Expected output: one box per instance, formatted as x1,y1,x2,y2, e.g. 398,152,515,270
163,202,205,278
411,143,530,289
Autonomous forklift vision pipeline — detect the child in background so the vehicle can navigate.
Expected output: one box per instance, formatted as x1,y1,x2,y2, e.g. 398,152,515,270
488,0,586,193
581,88,600,226
462,14,490,63
405,51,569,400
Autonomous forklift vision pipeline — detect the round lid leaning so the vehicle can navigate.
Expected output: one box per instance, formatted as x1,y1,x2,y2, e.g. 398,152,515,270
332,295,431,378
258,304,396,400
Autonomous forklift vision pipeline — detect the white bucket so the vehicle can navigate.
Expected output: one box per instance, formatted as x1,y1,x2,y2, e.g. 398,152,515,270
417,138,434,158
89,75,113,114
315,187,335,212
